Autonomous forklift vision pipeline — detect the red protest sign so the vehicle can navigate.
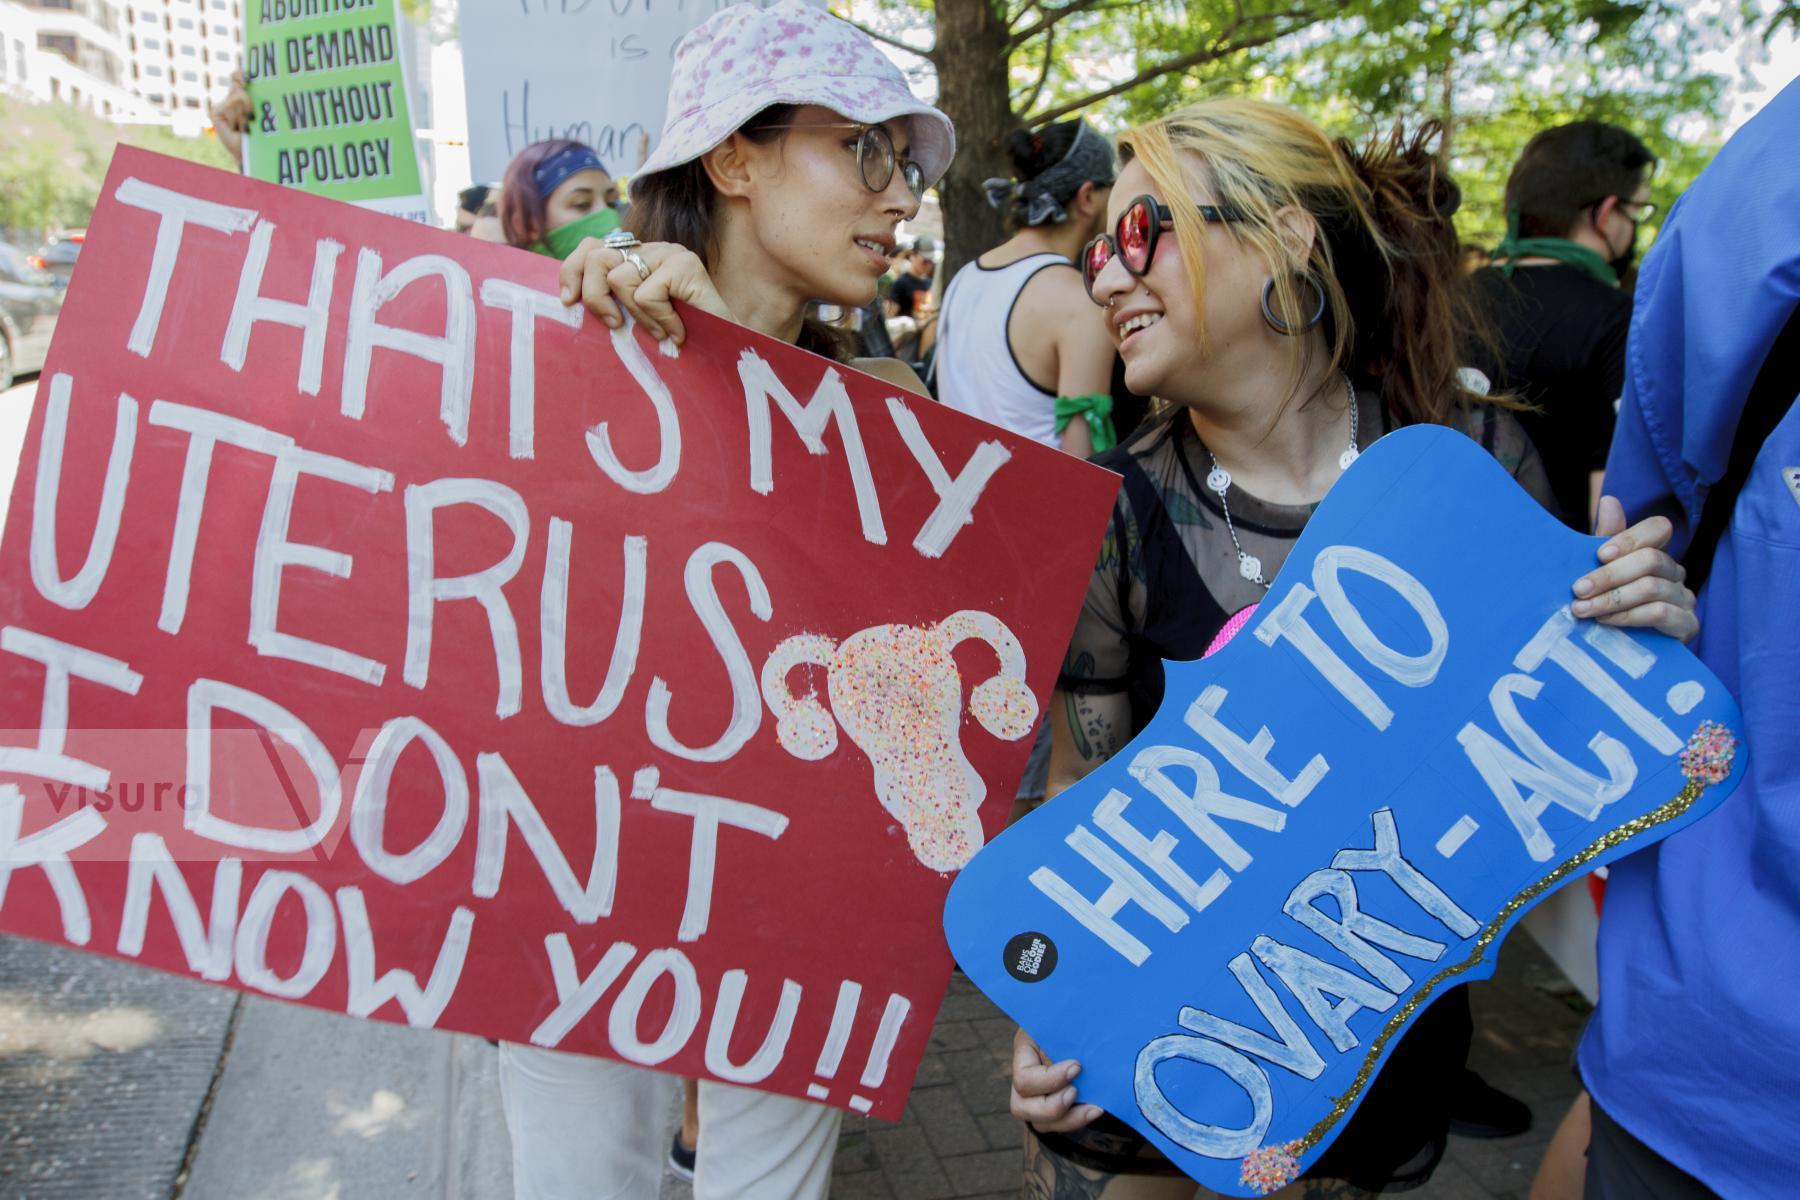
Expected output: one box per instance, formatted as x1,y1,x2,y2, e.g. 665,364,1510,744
0,148,1119,1118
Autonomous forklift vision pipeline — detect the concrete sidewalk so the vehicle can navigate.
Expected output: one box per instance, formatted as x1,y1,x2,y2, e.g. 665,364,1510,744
0,930,1585,1200
0,935,513,1200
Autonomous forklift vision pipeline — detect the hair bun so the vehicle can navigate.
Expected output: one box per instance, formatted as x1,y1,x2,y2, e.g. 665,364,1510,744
1003,126,1051,177
1345,122,1461,221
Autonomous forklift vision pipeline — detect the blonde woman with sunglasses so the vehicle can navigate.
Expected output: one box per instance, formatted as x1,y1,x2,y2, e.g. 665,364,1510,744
1009,99,1697,1199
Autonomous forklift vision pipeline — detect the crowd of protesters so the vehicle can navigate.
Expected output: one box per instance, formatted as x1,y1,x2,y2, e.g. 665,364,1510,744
186,2,1797,1195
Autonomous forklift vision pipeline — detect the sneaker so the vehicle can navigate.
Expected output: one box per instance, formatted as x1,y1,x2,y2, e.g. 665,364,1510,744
1448,1069,1533,1139
667,1131,696,1181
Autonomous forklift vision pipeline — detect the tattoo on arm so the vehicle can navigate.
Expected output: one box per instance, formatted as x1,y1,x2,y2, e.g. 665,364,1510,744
1076,694,1121,763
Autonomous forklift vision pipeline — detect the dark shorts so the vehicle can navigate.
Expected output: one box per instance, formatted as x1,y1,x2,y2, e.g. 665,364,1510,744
1585,1099,1721,1200
1036,986,1471,1192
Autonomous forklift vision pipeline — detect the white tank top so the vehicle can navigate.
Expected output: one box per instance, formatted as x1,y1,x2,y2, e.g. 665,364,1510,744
934,253,1074,447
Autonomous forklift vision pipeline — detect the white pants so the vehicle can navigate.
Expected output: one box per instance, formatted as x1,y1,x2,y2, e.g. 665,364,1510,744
498,1043,842,1200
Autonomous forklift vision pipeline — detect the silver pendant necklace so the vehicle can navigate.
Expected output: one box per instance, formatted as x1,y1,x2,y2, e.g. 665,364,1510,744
1199,372,1360,589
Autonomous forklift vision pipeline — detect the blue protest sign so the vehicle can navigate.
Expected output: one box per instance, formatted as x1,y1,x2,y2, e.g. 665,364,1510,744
942,424,1746,1195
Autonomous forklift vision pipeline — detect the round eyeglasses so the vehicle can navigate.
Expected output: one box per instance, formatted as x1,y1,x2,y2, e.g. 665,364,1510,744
758,122,927,200
1082,194,1244,302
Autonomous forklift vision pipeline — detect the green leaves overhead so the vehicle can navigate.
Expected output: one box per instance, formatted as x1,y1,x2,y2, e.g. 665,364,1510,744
838,0,1777,267
1101,0,1738,245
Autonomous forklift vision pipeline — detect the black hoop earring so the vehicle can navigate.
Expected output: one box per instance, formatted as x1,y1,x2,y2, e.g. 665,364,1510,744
1260,271,1326,335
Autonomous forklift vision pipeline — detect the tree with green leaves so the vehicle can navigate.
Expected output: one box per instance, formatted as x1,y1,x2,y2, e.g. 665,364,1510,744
1215,0,1741,247
846,0,1340,279
839,0,1770,277
1768,0,1800,39
0,95,236,243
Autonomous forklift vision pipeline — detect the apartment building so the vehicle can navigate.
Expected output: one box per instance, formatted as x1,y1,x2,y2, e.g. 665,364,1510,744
24,0,125,84
0,0,239,121
0,0,159,120
121,0,241,113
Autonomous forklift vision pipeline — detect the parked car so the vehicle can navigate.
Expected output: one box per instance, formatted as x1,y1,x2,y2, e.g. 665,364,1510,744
28,232,83,291
0,241,63,389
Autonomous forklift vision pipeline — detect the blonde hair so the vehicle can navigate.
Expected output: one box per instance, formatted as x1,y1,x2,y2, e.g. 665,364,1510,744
1118,97,1494,426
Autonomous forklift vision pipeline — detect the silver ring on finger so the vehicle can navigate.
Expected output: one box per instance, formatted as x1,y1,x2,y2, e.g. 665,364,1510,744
603,230,641,250
621,249,651,281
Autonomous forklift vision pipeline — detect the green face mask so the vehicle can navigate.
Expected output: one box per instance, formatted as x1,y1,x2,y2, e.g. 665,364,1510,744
532,206,621,260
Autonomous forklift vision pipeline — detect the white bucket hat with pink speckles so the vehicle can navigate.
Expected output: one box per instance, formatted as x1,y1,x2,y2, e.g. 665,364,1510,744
636,0,955,189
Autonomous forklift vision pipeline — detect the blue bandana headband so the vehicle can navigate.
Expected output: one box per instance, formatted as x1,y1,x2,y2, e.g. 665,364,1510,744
982,120,1115,227
533,144,607,199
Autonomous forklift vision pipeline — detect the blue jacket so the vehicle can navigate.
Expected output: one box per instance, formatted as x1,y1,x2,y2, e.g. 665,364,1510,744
1579,77,1800,1195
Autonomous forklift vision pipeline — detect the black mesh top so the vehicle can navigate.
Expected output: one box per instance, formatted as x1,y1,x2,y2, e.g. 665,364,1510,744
1058,393,1555,733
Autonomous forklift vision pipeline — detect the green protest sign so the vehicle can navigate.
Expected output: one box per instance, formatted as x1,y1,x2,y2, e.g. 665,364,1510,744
242,0,425,215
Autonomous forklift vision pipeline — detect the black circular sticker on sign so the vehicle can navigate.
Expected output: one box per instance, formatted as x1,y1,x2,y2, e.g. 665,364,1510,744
1003,932,1057,983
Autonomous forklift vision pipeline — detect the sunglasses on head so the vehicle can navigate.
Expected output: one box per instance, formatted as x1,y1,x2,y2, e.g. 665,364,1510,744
1082,194,1244,302
758,121,927,199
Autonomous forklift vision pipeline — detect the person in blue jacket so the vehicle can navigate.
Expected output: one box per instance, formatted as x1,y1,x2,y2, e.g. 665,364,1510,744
1577,75,1800,1198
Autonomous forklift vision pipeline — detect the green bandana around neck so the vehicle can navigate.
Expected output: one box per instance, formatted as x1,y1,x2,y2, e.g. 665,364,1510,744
1489,206,1618,287
530,206,622,260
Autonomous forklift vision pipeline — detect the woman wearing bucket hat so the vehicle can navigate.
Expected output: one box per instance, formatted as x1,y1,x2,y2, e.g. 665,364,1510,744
501,6,955,1200
1007,97,1696,1200
556,0,952,391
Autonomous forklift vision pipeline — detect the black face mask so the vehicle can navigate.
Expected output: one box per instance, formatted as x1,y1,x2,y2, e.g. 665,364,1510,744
1611,224,1640,274
1598,203,1642,275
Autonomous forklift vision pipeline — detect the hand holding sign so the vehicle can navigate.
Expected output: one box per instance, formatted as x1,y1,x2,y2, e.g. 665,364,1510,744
1571,495,1699,641
559,235,735,344
944,424,1744,1194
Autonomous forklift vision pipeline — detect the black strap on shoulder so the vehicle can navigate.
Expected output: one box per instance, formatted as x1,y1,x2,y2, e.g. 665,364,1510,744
1474,401,1498,453
1682,302,1800,594
1052,479,1137,697
1109,500,1133,640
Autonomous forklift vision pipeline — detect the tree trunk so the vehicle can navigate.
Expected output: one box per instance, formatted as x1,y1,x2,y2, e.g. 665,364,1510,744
929,0,1015,286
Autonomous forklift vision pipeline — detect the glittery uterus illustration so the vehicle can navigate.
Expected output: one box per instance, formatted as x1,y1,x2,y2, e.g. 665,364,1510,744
760,611,1039,872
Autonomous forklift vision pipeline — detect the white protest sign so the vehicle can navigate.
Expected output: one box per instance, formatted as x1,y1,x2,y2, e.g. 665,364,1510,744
459,0,819,184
